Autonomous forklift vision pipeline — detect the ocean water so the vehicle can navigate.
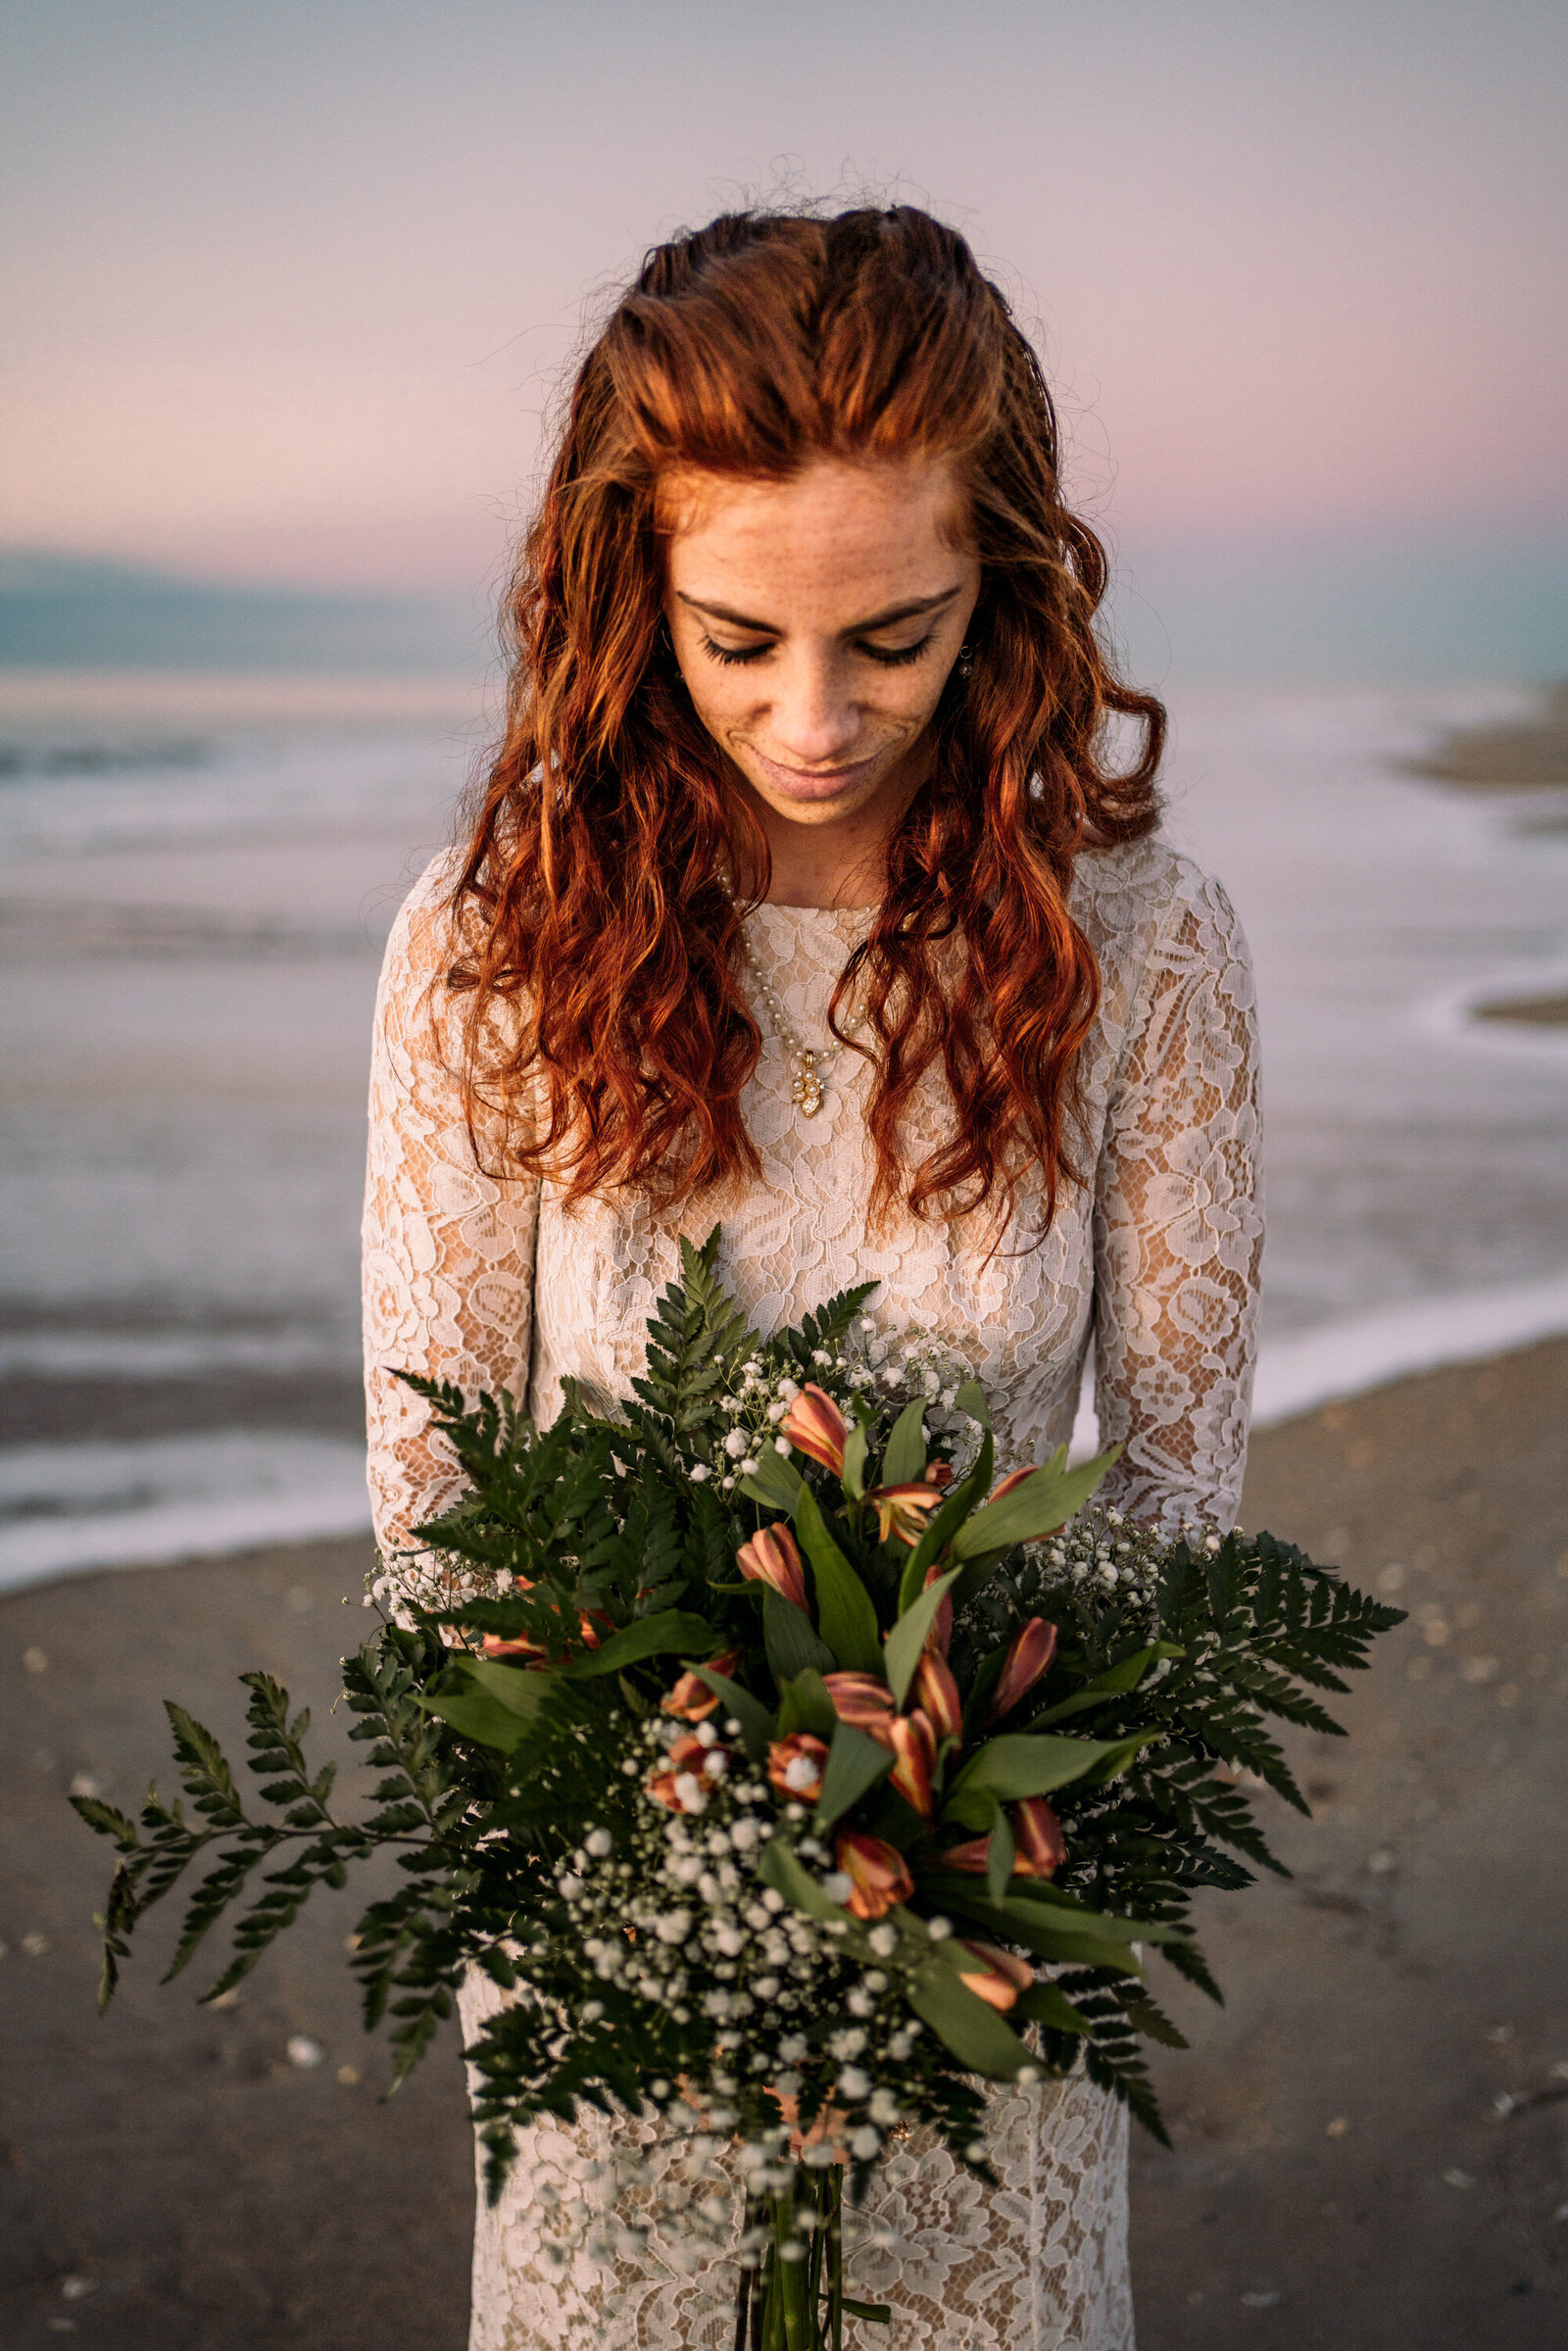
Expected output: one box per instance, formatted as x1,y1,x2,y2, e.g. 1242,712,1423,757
2,670,1565,1589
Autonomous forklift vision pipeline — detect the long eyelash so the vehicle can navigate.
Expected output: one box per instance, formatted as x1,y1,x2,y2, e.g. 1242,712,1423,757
860,633,934,668
698,629,936,669
701,633,771,666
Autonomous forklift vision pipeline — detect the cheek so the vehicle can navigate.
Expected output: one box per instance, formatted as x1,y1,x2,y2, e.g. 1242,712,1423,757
679,661,749,734
881,665,951,729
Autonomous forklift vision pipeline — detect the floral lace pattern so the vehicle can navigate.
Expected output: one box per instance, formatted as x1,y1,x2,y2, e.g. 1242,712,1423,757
362,834,1263,2348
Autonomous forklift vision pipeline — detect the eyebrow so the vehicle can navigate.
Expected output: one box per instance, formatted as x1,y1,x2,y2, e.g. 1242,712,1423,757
676,585,963,636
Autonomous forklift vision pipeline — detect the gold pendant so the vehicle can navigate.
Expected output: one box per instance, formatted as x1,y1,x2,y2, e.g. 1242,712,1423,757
792,1067,824,1117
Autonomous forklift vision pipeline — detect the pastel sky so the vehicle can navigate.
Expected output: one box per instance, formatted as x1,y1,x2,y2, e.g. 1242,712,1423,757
2,0,1564,591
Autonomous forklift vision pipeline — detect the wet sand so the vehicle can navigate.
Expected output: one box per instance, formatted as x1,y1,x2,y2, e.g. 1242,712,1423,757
2,1341,1564,2348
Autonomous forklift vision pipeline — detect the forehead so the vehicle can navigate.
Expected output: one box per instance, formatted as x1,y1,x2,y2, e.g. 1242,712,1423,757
661,455,971,614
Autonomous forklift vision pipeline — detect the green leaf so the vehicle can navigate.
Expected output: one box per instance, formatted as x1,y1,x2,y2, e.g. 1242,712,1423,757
881,1398,928,1488
782,1280,879,1373
906,1957,1035,2078
953,1378,991,1430
70,1795,141,1845
629,1228,760,1434
882,1567,960,1709
986,1806,1015,1905
763,1589,836,1683
691,1667,774,1762
1027,1643,1173,1727
1013,1980,1092,2033
927,1872,1190,1951
1069,1730,1165,1788
739,1448,805,1512
456,1657,569,1719
841,2301,893,2326
898,1426,995,1611
814,1722,894,1832
776,1669,839,1741
920,1881,1151,1974
1118,1984,1191,2050
416,1689,532,1752
946,1732,1134,1810
950,1447,1120,1558
757,1837,848,1924
841,1419,870,1502
795,1486,881,1673
559,1610,716,1679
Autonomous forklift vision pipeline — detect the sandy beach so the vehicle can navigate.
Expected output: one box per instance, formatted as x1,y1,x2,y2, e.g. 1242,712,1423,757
4,1336,1564,2349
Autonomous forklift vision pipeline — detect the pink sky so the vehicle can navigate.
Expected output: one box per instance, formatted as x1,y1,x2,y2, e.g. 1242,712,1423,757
2,0,1563,592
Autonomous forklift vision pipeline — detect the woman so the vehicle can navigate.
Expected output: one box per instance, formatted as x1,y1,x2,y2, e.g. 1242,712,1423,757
363,205,1262,2351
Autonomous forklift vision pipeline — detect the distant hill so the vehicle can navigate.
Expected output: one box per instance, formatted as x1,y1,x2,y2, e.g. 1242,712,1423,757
0,551,489,672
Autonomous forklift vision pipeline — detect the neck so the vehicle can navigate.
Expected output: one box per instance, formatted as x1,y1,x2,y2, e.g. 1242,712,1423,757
755,813,886,908
735,745,930,909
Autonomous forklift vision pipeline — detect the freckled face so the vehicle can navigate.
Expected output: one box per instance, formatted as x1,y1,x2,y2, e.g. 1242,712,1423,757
662,455,980,840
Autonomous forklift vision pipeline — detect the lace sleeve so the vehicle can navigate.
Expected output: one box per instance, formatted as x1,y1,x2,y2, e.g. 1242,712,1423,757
1092,868,1263,1530
361,857,542,1604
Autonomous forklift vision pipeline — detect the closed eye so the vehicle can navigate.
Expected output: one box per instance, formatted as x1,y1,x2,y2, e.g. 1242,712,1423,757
699,631,936,669
700,633,772,667
858,633,934,668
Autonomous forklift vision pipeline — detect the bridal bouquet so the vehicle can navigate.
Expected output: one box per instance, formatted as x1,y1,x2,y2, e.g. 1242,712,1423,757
76,1236,1402,2351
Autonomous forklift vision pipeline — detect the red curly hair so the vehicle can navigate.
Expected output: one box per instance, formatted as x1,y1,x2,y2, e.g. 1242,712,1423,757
450,204,1162,1234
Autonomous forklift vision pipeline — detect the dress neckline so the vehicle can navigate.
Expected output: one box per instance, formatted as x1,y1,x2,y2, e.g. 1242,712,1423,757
747,899,875,941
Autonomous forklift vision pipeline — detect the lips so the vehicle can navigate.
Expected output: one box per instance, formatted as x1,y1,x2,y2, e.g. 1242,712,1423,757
750,750,882,802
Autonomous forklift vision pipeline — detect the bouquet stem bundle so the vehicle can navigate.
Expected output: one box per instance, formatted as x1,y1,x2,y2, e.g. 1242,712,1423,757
735,2170,865,2351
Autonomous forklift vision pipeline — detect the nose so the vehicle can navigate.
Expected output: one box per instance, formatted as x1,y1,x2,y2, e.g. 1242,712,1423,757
767,648,862,767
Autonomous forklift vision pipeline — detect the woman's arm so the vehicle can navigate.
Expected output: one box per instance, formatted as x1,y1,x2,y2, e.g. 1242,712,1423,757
361,859,543,1609
1092,866,1263,1531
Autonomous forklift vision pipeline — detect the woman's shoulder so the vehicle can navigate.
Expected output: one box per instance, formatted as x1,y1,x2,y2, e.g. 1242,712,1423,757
389,845,466,935
378,848,472,990
1069,832,1247,972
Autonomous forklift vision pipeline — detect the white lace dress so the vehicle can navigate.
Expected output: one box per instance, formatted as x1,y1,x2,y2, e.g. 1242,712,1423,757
362,834,1263,2351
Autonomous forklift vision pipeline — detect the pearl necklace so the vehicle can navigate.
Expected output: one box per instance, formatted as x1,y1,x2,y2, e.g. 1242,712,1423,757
725,886,865,1118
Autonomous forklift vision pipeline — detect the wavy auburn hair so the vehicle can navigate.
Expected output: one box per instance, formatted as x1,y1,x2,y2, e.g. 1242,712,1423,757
451,204,1162,1234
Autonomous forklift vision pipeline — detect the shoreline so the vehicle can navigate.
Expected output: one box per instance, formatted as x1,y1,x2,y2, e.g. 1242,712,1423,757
4,1267,1568,1593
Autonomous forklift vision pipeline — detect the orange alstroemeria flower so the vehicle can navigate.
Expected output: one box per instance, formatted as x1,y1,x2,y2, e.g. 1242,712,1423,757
922,1562,955,1659
822,1671,897,1741
835,1829,913,1921
942,1797,1066,1883
767,1732,830,1805
956,1939,1034,2012
1011,1796,1067,1878
866,1482,946,1546
781,1384,849,1475
647,1728,735,1815
662,1648,745,1722
887,1708,939,1817
647,1768,705,1814
912,1651,963,1746
736,1522,808,1612
987,1617,1058,1726
481,1604,605,1662
988,1466,1038,1502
